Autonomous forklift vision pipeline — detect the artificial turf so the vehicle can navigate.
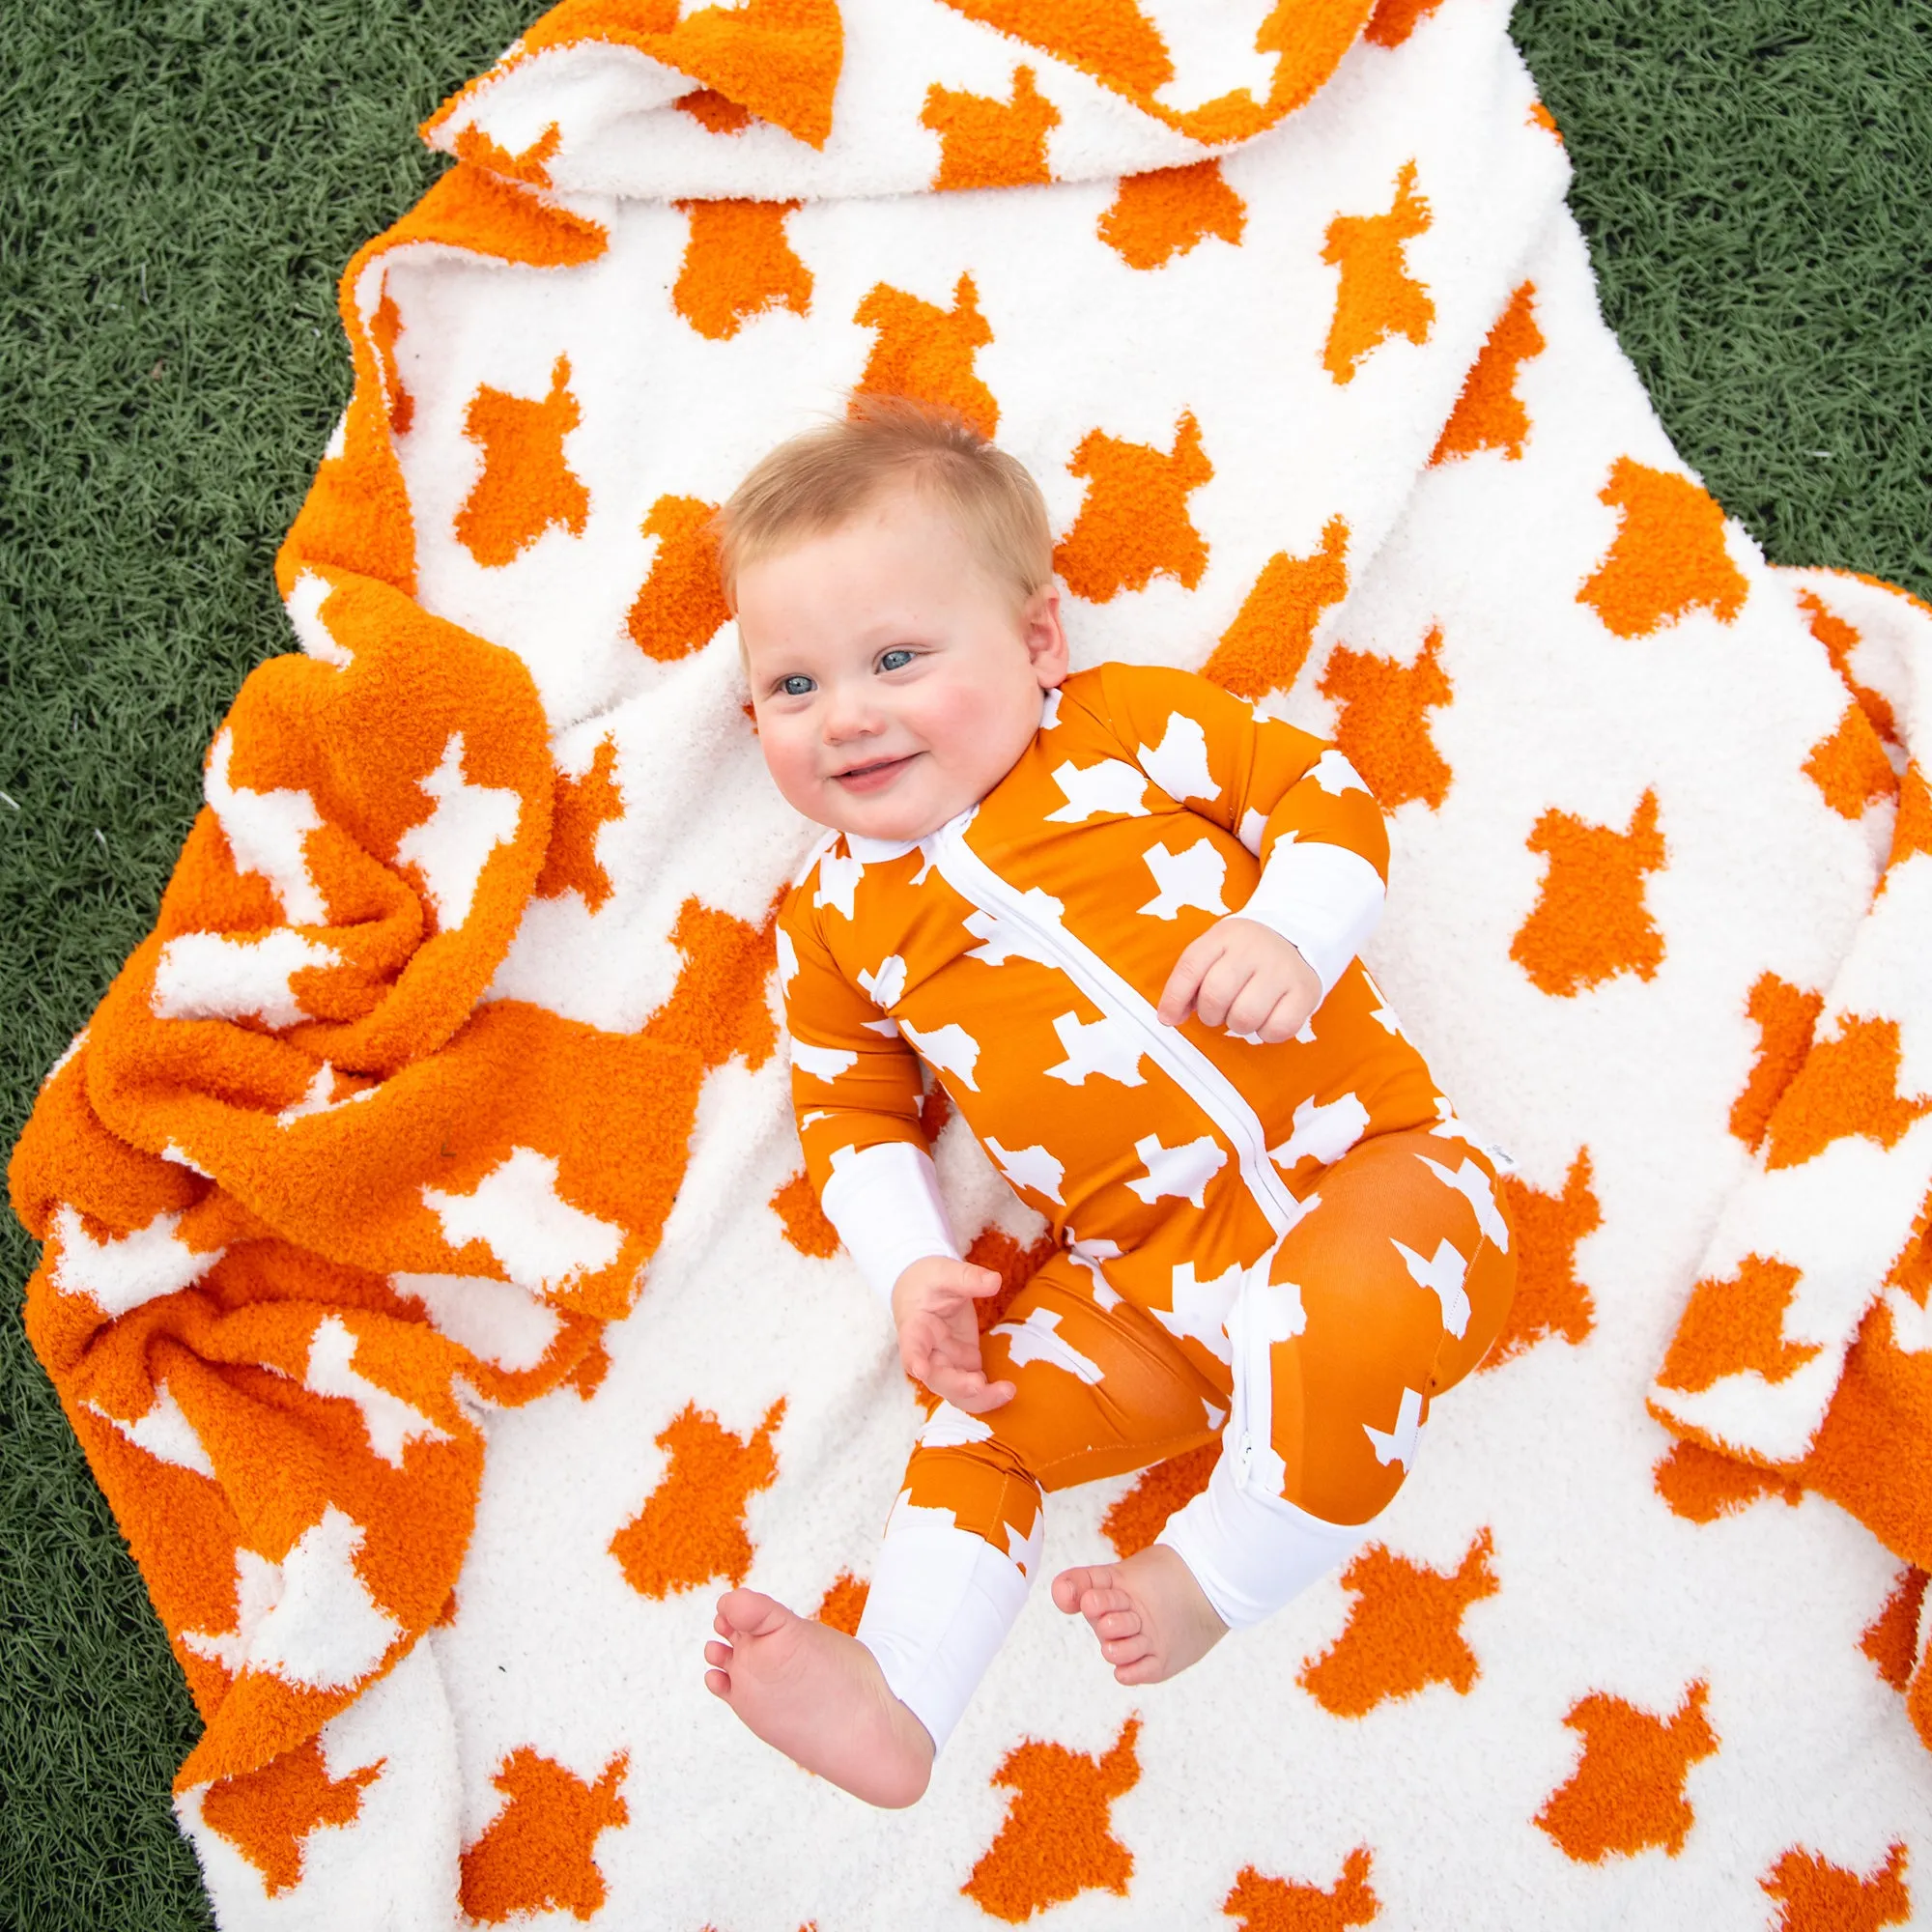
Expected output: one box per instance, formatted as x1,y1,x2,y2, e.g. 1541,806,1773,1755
1,3,1926,1925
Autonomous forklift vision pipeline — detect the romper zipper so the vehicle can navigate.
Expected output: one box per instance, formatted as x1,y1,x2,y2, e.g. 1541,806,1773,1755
929,820,1307,1241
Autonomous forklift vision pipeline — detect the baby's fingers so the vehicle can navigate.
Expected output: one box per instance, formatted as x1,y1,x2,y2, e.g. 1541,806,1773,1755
1156,933,1222,1026
929,1366,1016,1413
1198,956,1267,1032
1255,987,1315,1044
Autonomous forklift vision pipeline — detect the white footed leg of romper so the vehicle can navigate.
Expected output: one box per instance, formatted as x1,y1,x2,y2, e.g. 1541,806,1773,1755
1156,1455,1368,1629
1155,1252,1375,1629
855,1487,1042,1756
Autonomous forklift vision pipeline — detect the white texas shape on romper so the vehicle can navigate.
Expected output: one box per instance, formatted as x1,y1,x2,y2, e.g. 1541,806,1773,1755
1128,1131,1226,1208
1138,711,1217,804
1138,840,1229,921
1046,758,1151,822
1043,1009,1148,1087
990,1307,1104,1383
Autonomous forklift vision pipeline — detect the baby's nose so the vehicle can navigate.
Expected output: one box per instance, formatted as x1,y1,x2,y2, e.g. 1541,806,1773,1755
824,693,884,739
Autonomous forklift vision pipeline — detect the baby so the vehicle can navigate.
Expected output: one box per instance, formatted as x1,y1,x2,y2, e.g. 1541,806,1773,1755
702,396,1516,1806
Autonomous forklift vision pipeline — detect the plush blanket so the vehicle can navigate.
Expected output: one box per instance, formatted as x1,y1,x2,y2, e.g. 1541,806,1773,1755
12,0,1932,1925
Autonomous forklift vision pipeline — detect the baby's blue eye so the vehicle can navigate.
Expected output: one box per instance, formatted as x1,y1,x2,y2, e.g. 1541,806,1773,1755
779,674,815,696
878,647,916,673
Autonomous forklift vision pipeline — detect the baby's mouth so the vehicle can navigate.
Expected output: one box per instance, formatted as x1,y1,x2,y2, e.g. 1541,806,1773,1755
833,752,919,793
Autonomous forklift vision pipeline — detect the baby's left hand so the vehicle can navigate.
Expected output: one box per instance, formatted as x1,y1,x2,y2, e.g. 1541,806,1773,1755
1156,916,1321,1043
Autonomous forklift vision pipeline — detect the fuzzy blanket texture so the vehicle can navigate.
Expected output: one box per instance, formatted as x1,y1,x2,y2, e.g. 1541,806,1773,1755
11,0,1932,1926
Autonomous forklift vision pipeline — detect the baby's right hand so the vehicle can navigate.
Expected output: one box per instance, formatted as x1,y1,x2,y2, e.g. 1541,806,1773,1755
891,1257,1016,1414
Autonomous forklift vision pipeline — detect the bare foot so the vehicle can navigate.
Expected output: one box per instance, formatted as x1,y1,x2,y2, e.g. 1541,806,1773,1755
1051,1545,1228,1686
704,1589,934,1807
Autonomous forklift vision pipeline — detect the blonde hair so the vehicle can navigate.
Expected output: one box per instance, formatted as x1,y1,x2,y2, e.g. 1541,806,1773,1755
712,395,1054,614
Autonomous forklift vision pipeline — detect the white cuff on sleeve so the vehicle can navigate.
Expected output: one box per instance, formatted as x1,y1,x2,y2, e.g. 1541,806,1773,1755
1237,839,1386,998
819,1142,960,1309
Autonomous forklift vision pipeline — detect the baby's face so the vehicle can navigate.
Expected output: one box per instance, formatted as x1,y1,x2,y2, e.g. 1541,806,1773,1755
738,484,1066,842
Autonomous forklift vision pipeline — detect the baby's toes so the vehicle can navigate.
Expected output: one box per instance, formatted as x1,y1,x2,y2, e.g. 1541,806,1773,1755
1080,1586,1135,1628
1101,1629,1154,1668
1051,1565,1113,1613
1093,1605,1142,1642
703,1639,733,1669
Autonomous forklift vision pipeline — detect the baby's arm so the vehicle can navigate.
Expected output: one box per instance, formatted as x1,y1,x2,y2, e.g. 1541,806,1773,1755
1095,664,1389,1032
781,891,1011,1410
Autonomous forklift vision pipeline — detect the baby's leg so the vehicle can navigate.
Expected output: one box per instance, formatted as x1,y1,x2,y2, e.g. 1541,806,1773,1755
855,1258,1226,1743
1158,1128,1517,1629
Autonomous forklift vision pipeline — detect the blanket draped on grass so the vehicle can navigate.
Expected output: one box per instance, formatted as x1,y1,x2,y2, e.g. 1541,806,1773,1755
12,0,1932,1924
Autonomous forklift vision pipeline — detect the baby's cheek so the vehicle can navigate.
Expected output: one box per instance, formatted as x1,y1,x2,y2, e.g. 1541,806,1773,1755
758,724,824,815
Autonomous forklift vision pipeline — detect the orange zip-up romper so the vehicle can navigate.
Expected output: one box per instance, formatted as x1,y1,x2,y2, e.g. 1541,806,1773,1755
780,663,1516,1749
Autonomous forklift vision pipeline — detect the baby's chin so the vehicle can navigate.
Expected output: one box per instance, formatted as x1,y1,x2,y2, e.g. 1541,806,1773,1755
820,774,981,845
824,801,963,844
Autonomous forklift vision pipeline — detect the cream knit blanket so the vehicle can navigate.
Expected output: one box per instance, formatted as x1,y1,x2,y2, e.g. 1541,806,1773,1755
13,1,1931,1924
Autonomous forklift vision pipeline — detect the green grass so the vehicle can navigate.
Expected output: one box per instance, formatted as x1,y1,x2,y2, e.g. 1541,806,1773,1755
1,3,1926,1925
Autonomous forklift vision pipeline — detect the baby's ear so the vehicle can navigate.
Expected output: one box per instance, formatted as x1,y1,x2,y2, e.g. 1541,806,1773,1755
1022,582,1068,684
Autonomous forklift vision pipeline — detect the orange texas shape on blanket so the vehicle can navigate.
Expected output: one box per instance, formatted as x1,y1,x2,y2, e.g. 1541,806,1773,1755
1103,1442,1219,1558
1322,161,1435,385
1535,1681,1719,1863
1054,412,1212,603
1653,1438,1803,1524
1364,0,1444,49
1861,1567,1928,1692
1577,457,1748,639
536,736,624,912
627,495,733,663
368,286,413,437
964,1718,1141,1923
1297,1530,1499,1718
1658,1256,1820,1398
1320,625,1454,811
673,199,812,340
1432,281,1545,466
770,1167,840,1258
677,86,755,134
1760,1844,1912,1932
852,273,999,438
611,1400,787,1600
1511,789,1666,998
923,66,1059,190
1205,515,1350,699
456,355,590,568
1224,1848,1379,1931
460,1747,631,1926
1098,160,1246,271
1758,1013,1931,1173
814,1569,870,1635
1884,764,1932,886
1730,973,1826,1152
1805,702,1900,820
199,1736,383,1896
